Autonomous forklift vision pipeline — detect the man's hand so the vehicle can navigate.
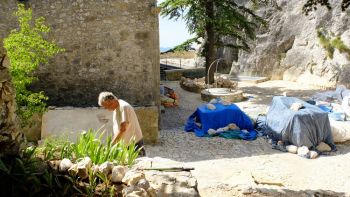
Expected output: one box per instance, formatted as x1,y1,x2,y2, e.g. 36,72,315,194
112,121,129,144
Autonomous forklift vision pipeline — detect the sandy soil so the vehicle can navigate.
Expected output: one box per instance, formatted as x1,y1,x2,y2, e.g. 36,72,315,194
145,80,350,196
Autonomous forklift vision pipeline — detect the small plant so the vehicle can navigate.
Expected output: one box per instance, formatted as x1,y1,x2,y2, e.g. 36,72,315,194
317,29,335,59
3,3,64,125
36,128,140,166
317,29,350,60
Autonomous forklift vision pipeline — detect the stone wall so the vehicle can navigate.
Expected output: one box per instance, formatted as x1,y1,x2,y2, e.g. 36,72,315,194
41,107,158,144
236,0,350,88
0,0,160,107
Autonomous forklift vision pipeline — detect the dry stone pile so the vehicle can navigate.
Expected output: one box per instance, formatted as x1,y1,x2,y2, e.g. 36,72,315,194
180,77,238,93
49,157,199,197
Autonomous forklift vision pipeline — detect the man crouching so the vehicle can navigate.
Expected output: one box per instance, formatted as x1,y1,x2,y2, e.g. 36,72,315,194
98,91,146,157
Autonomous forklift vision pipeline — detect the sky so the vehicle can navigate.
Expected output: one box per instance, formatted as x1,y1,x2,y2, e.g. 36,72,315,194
158,0,193,48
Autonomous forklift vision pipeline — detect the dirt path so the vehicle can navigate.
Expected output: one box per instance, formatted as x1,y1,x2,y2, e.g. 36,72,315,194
146,80,350,196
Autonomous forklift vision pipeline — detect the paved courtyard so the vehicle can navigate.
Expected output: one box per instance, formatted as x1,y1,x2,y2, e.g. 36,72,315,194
145,80,350,196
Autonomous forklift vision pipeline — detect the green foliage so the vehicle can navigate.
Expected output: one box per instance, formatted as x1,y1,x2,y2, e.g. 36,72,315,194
0,152,80,196
331,37,350,60
36,128,140,166
160,0,264,83
317,29,334,59
303,0,350,15
160,0,264,51
317,29,350,60
172,37,197,52
3,4,64,125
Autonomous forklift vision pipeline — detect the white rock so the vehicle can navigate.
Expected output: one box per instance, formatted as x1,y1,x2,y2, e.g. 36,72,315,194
98,161,114,176
187,177,197,188
217,127,228,132
136,179,150,190
297,146,309,157
227,123,239,130
122,185,147,197
309,151,318,159
316,142,332,152
76,157,92,180
241,129,249,134
77,157,92,169
59,158,73,172
111,165,127,183
48,160,61,171
92,165,99,174
207,103,216,110
77,167,88,180
290,103,303,111
207,129,217,135
147,187,157,197
68,164,78,176
221,100,231,105
209,98,218,103
286,145,298,154
122,170,146,186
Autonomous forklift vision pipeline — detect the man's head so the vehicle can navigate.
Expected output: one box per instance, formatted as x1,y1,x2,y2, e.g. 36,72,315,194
98,92,119,111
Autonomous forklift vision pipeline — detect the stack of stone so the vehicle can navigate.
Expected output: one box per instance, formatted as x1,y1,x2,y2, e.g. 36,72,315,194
50,157,199,197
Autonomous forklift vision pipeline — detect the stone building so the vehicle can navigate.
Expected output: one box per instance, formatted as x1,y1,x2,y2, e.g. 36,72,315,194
1,0,160,107
0,0,160,143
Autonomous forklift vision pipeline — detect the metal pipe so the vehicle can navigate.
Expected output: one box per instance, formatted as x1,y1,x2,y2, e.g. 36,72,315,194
207,58,224,89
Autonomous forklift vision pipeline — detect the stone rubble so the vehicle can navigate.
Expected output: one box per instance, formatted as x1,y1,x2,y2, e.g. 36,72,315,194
51,157,200,196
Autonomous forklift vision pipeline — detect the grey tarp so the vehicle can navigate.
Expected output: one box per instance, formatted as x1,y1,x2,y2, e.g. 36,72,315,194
259,96,336,149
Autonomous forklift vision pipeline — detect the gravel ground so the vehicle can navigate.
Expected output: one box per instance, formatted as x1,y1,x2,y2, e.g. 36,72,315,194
145,80,350,197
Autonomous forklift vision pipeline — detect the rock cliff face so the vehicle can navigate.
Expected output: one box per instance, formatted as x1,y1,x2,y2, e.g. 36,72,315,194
237,0,350,88
0,55,24,157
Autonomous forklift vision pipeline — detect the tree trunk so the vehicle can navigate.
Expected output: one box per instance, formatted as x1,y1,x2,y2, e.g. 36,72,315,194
0,55,24,157
204,0,216,85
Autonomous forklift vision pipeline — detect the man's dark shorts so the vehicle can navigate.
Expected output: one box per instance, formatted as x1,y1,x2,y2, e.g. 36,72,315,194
135,139,146,157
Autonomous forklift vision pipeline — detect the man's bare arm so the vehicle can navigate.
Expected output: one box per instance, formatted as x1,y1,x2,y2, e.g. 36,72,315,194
112,121,129,144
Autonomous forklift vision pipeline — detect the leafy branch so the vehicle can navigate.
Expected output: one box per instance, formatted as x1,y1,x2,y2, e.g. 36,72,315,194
3,4,64,125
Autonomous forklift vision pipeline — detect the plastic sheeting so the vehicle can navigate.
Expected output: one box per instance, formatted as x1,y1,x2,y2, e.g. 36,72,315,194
185,103,257,140
256,96,336,149
311,85,350,102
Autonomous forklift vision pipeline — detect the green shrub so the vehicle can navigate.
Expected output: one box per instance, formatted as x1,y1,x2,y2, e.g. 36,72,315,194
0,149,80,196
3,4,64,125
317,29,350,60
317,29,334,59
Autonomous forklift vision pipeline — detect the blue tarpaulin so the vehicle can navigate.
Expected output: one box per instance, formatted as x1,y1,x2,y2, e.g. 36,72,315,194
185,103,257,140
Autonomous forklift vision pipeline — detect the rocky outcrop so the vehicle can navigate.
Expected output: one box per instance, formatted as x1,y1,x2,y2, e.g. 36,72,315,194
0,55,24,157
236,0,350,88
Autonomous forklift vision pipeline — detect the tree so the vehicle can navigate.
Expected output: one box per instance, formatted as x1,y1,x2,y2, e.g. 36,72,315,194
303,0,350,15
160,0,264,84
4,4,64,125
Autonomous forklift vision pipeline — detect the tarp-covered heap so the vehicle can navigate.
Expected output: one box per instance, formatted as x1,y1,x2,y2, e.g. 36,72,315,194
256,96,336,150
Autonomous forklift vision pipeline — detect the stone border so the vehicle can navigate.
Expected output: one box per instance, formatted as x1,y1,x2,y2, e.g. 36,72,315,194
165,68,205,81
